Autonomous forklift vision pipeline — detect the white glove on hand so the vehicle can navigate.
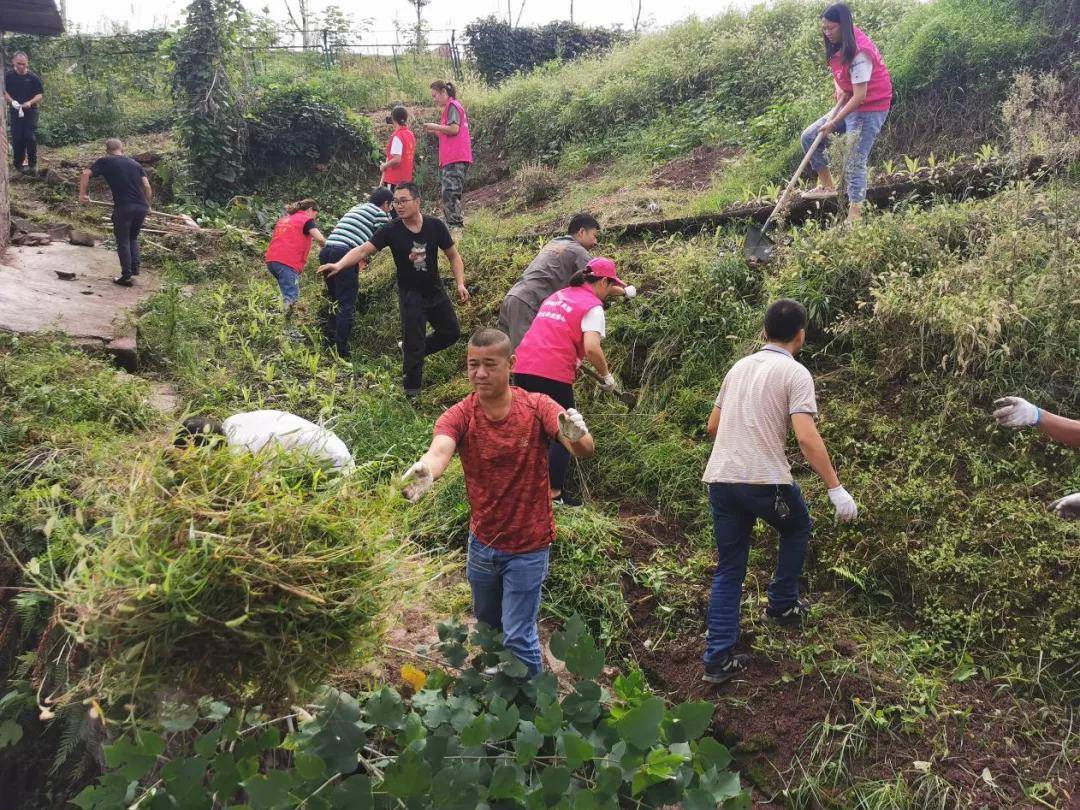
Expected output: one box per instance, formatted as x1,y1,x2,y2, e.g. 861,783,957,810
1050,493,1080,520
623,285,637,299
600,373,617,393
828,486,858,522
10,100,19,110
558,408,589,443
400,461,433,503
992,396,1040,428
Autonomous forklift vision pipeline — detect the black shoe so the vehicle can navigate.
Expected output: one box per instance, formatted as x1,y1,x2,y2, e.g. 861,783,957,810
552,492,582,508
703,652,751,684
763,598,811,626
112,276,134,287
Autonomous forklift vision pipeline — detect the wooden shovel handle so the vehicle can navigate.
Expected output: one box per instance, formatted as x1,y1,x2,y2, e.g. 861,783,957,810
762,129,826,232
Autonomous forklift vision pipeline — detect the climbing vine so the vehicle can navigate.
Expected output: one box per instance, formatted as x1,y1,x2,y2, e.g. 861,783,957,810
170,0,248,200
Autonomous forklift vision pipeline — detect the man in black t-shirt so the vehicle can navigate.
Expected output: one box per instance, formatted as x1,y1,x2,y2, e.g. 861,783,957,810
4,52,44,172
78,138,154,287
318,182,470,397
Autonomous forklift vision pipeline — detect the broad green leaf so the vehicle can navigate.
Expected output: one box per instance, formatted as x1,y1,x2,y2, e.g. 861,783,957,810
694,737,733,773
431,761,481,809
535,693,563,735
516,721,544,766
459,714,491,747
549,614,587,660
615,697,665,750
682,787,716,810
293,751,326,780
160,702,199,733
70,774,135,810
540,765,572,799
0,720,23,748
160,756,207,800
700,767,742,801
592,766,623,798
441,641,469,668
723,791,752,810
104,733,166,781
670,702,715,742
210,751,242,796
242,770,296,808
488,764,526,801
383,748,432,798
329,775,373,809
562,681,602,725
365,686,405,730
489,700,521,741
559,731,595,769
401,711,427,745
447,694,481,732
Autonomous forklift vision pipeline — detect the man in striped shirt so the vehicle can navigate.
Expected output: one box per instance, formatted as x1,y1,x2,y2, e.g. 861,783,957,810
319,188,394,361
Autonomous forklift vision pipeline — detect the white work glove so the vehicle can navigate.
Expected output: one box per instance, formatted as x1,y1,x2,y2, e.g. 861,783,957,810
599,373,617,393
1050,493,1080,520
10,100,19,111
400,461,433,503
992,396,1040,428
623,285,637,299
558,408,589,443
828,486,858,522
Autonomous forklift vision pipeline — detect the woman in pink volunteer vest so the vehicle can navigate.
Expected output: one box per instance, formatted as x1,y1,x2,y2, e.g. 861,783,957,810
265,199,326,314
423,80,472,231
800,3,892,223
513,257,627,506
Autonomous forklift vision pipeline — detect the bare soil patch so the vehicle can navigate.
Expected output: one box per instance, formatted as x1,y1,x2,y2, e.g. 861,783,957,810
652,145,740,190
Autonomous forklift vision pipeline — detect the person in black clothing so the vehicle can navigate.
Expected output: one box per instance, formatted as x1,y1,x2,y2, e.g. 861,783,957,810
4,52,44,172
78,138,153,287
318,182,470,398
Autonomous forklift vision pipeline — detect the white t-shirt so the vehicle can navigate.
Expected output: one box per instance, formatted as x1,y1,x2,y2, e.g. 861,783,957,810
389,136,404,157
850,52,873,84
702,347,818,485
222,410,355,473
580,305,606,337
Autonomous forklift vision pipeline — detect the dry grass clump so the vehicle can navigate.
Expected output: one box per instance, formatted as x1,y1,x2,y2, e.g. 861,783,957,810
515,162,564,205
48,446,411,703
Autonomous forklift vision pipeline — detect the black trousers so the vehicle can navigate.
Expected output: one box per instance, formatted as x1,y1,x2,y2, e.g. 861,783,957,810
513,372,574,492
11,107,38,169
319,244,359,358
112,203,149,278
399,285,460,394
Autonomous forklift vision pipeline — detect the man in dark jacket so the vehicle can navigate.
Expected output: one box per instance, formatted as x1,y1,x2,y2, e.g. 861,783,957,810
4,52,44,173
78,139,154,287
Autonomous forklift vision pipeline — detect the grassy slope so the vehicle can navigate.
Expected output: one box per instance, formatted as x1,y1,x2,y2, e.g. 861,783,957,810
3,1,1080,806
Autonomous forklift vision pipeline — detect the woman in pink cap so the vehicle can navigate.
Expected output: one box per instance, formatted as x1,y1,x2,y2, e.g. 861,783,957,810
513,256,627,506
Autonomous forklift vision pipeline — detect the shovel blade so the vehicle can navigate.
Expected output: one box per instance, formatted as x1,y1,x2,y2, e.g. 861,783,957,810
743,225,776,266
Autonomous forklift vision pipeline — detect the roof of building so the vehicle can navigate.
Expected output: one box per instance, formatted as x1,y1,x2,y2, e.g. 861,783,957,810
0,0,64,36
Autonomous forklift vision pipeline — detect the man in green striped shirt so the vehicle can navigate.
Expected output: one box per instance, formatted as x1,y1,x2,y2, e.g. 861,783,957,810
319,188,394,361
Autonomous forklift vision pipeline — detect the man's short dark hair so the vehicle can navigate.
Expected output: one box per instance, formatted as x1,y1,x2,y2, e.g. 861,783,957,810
395,182,421,200
567,213,600,235
175,416,225,447
763,299,807,342
369,187,394,207
468,329,512,358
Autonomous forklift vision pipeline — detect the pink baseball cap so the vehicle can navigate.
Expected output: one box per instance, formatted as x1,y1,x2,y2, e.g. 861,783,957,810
586,256,627,287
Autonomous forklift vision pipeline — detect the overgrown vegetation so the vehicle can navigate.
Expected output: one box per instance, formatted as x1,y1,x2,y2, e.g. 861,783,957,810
2,0,1079,804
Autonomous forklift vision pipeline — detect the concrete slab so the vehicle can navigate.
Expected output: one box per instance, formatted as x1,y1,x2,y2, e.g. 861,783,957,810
0,242,159,344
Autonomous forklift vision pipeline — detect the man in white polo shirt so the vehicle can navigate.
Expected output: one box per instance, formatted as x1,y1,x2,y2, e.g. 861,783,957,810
701,299,858,684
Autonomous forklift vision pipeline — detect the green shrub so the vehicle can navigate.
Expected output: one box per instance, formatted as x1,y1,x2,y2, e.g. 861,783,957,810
73,617,749,810
244,83,379,184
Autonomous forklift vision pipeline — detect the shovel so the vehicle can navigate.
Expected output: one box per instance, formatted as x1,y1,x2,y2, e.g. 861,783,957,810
580,365,638,410
743,130,826,267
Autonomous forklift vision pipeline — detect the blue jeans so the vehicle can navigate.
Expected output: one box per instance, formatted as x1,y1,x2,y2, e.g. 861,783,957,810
466,534,550,676
704,482,813,664
267,261,301,305
800,109,889,203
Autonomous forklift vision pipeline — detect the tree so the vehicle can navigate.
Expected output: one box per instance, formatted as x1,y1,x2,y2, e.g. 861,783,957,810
282,0,313,47
405,0,431,51
171,0,247,200
318,4,372,50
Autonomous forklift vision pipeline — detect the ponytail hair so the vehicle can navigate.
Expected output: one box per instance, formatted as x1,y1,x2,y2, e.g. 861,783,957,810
430,80,457,99
285,198,317,214
568,270,601,287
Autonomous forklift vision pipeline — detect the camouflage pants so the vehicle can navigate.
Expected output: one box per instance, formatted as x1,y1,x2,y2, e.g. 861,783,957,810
440,161,468,228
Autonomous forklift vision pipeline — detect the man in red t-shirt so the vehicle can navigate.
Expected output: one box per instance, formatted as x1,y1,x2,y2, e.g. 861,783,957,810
401,328,595,675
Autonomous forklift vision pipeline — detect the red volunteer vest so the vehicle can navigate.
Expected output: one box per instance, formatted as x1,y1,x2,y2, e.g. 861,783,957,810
830,26,892,113
384,126,416,184
514,286,602,384
265,210,316,272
